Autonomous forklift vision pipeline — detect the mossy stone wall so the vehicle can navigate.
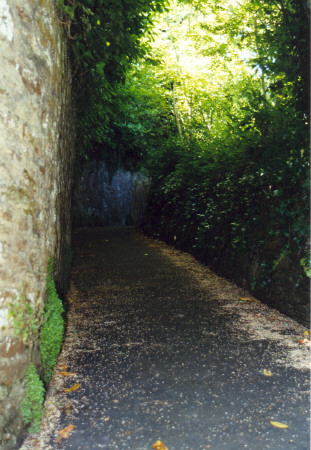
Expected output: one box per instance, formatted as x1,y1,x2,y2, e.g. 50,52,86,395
0,1,74,446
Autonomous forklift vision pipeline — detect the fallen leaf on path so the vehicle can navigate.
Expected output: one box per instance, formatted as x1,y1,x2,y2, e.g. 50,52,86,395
299,338,311,346
144,253,149,256
267,315,281,321
56,425,76,442
102,416,110,421
63,404,74,415
58,364,68,371
59,371,77,377
240,297,256,302
270,421,288,429
152,440,169,450
64,383,80,392
263,369,272,376
303,331,310,336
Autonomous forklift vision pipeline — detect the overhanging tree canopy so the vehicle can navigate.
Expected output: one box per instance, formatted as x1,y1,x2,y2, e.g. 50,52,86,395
59,0,310,311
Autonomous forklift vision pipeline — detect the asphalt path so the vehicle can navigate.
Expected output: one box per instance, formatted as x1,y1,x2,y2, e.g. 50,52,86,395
20,227,310,450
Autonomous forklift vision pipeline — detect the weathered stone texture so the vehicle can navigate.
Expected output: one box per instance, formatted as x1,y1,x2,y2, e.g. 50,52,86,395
0,1,74,446
73,160,150,227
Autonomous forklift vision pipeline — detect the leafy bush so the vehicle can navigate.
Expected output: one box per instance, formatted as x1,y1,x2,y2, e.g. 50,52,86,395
40,259,64,384
57,0,168,169
21,364,45,433
133,0,310,301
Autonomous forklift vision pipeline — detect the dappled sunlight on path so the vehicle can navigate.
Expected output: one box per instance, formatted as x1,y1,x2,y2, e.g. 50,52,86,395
21,227,310,450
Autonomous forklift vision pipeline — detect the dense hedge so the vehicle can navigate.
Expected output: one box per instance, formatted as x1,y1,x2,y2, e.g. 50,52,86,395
143,102,310,323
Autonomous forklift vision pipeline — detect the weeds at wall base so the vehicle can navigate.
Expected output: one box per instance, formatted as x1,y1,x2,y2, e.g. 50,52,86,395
40,258,65,385
21,364,44,433
21,257,66,433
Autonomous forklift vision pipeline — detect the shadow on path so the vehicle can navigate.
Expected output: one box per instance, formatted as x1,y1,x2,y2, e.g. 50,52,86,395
21,227,310,450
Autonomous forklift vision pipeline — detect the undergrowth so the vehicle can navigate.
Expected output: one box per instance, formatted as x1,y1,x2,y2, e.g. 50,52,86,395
40,258,64,384
21,364,45,433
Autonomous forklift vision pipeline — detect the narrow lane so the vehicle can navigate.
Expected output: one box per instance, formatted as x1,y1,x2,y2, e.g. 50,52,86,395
21,227,310,450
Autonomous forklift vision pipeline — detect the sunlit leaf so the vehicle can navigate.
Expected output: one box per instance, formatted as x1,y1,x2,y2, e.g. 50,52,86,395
270,421,289,429
64,383,80,392
263,369,272,376
152,440,169,450
303,331,310,336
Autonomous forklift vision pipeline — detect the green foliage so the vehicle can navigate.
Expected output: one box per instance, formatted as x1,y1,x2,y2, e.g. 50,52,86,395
300,257,311,278
40,259,64,384
57,0,309,305
136,0,309,296
21,364,45,433
8,295,40,344
57,0,168,169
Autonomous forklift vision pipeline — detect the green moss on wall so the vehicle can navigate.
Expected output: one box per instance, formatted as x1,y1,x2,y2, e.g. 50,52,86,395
7,294,39,344
21,364,45,433
40,258,64,384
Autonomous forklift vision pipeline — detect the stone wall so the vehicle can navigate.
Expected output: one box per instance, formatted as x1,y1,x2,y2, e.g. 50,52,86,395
73,160,150,227
0,1,74,447
210,245,310,326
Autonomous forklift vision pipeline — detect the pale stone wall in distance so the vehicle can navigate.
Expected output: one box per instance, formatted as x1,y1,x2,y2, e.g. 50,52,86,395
73,160,150,227
0,1,74,447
